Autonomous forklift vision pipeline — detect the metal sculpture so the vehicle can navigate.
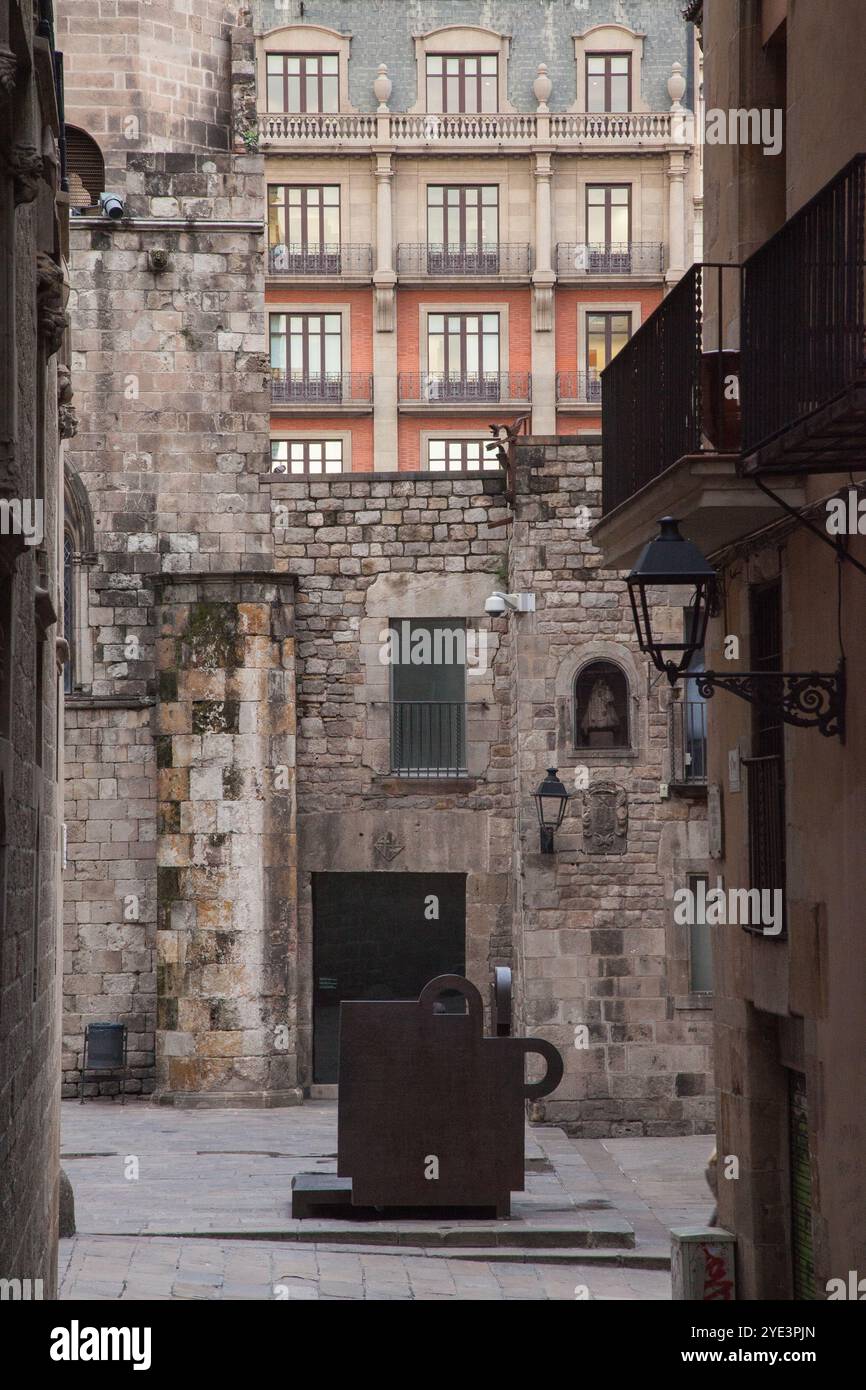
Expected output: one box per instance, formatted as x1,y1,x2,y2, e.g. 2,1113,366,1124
335,973,563,1216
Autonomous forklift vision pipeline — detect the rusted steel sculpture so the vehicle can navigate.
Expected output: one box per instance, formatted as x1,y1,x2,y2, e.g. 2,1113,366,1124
336,973,563,1216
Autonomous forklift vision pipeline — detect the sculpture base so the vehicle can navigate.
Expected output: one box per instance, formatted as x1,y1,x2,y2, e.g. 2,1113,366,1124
291,1174,509,1220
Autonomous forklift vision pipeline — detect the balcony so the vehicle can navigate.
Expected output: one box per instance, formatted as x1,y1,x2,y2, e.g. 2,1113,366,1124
391,701,467,779
741,154,866,475
270,372,373,413
556,371,602,407
670,691,708,788
398,371,531,410
256,110,675,154
556,242,665,278
592,261,806,567
397,243,532,279
267,243,373,280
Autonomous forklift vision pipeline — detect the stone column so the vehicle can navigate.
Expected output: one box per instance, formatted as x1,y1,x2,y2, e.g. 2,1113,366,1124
372,149,398,470
154,572,299,1107
531,148,557,435
666,151,687,284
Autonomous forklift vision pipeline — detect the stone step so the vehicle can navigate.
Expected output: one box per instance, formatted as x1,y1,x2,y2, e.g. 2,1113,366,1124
117,1218,636,1250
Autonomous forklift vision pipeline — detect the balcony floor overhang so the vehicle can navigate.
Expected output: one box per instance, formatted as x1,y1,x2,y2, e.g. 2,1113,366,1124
741,380,866,476
593,452,806,568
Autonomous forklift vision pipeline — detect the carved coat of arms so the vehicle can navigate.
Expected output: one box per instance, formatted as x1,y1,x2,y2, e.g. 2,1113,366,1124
581,782,628,855
374,831,404,863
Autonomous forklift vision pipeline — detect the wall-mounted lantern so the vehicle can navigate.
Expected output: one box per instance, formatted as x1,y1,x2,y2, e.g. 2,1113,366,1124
534,767,570,854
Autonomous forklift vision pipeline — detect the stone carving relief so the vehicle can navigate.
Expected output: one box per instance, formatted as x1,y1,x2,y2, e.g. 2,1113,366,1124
36,253,68,357
580,782,628,855
374,830,404,863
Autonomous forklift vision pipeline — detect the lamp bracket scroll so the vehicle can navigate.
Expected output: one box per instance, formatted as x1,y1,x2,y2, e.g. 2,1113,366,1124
694,660,845,741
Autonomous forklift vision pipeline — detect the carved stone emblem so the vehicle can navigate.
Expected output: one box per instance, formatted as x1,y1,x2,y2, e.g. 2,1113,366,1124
0,45,17,94
581,782,628,855
36,253,68,357
374,831,404,863
12,146,43,205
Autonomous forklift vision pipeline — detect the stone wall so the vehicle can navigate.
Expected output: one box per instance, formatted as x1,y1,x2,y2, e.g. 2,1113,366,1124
62,146,270,1097
509,438,712,1135
269,470,515,1082
0,0,68,1298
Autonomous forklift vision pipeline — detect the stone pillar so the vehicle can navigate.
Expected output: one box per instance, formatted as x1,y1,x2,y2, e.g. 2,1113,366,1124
666,150,688,284
372,150,398,469
531,149,557,434
154,572,300,1107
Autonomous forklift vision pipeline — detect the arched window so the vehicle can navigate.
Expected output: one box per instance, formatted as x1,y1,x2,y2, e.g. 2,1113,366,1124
574,660,630,749
65,126,105,211
64,463,95,694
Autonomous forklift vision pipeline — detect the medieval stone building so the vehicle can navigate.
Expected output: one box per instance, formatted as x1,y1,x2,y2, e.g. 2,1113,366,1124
58,0,711,1134
0,0,70,1299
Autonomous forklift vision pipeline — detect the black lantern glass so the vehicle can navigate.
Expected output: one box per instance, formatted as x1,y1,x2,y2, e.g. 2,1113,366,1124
534,767,569,854
626,517,718,684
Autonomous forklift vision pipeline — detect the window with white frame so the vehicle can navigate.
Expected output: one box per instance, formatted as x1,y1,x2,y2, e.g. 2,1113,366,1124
426,54,498,112
271,439,345,475
426,439,499,473
267,53,339,113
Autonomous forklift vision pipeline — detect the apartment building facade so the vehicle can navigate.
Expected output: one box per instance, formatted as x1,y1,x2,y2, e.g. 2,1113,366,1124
240,0,699,476
0,0,70,1298
57,0,712,1136
594,0,866,1299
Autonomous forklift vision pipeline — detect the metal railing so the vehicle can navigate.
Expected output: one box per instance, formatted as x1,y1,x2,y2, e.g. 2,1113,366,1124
398,372,531,404
742,153,866,454
267,244,373,276
556,242,665,276
743,754,786,932
601,262,742,515
257,110,674,151
270,372,373,405
391,701,467,778
556,371,602,404
670,694,708,785
396,243,532,276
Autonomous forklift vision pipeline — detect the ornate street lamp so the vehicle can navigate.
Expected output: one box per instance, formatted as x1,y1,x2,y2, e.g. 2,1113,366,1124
627,517,845,739
534,767,570,854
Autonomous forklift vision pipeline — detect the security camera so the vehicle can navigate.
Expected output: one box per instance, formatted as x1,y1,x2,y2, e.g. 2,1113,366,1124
485,591,537,615
99,192,125,220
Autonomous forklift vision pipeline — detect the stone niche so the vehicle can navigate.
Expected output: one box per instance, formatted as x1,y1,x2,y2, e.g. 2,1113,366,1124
153,572,300,1106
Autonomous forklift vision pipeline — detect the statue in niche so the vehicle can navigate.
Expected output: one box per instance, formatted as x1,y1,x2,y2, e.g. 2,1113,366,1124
580,675,620,748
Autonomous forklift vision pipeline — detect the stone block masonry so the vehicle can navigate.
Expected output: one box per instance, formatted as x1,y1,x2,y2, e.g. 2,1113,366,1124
508,439,712,1136
63,145,271,1096
153,575,298,1106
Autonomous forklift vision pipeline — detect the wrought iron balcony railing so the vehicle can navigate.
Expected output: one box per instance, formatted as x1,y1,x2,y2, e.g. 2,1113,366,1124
270,372,373,406
601,262,742,515
396,243,532,276
391,701,467,779
398,372,531,405
556,242,665,276
670,693,708,786
257,110,675,152
267,243,373,276
556,371,602,404
741,153,866,468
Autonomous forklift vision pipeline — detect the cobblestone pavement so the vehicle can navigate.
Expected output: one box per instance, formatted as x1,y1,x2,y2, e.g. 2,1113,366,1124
59,1100,715,1301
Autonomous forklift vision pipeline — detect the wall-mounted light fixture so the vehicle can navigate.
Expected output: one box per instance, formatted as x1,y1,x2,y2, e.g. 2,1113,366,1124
534,767,570,854
627,517,845,739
